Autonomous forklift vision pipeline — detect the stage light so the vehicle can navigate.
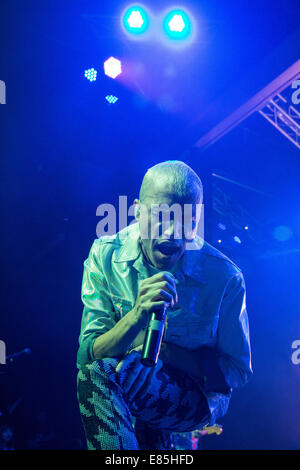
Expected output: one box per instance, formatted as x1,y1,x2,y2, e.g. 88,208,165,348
244,226,249,230
84,68,97,82
105,95,118,104
218,239,222,244
123,6,149,34
104,57,122,79
233,236,242,244
163,9,192,40
169,14,185,32
218,223,226,231
272,225,293,242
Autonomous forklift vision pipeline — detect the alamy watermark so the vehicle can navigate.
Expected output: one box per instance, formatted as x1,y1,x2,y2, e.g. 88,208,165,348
96,196,205,250
291,340,300,365
0,340,6,364
291,80,300,105
0,80,6,104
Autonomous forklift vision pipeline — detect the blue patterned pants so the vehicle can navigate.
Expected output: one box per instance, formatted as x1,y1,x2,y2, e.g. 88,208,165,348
77,350,210,450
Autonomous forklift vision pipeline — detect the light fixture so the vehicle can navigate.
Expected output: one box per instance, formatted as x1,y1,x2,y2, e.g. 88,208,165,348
104,57,122,79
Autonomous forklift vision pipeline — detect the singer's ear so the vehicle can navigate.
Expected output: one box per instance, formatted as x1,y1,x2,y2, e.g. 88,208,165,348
134,199,140,220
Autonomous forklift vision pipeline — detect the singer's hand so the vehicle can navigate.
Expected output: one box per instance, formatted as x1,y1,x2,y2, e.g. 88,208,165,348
132,271,178,329
116,347,163,403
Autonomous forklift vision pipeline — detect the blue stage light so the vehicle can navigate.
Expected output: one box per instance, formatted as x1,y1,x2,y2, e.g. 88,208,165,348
84,68,97,82
105,95,118,104
123,6,149,35
273,225,293,242
233,236,242,244
163,9,192,40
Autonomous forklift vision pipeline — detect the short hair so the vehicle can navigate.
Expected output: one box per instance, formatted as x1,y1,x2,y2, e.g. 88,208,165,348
139,160,203,204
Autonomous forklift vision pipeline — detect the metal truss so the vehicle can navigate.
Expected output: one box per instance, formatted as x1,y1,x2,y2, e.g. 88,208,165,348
195,59,300,150
258,92,300,149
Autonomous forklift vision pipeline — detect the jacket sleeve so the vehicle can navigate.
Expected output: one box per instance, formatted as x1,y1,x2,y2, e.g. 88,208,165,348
77,240,118,367
216,271,253,389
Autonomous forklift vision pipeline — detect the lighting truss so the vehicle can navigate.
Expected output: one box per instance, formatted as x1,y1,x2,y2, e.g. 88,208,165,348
195,59,300,150
258,92,300,149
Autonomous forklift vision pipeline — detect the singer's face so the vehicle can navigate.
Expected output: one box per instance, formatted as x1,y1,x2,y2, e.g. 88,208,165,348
136,186,201,270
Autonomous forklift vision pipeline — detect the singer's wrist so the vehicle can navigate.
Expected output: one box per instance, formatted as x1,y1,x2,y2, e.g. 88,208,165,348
128,306,145,329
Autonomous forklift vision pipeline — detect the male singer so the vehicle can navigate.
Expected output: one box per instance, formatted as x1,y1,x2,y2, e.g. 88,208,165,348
76,160,252,450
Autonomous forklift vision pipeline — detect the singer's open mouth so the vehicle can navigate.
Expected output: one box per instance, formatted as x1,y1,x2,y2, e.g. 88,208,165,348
156,242,180,256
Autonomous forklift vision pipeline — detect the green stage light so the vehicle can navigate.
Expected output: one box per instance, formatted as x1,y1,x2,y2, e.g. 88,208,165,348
163,9,192,40
123,6,149,35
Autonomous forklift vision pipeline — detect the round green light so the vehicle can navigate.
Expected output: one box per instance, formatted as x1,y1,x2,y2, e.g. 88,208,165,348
123,6,149,35
163,9,192,40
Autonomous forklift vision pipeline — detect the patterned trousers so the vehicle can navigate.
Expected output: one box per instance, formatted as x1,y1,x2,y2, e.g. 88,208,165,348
77,350,210,450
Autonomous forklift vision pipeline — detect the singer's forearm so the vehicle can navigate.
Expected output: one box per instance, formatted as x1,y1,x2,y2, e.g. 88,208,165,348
92,308,144,360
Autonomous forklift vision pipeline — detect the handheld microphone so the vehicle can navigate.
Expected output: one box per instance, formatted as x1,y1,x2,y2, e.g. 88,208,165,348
141,306,168,367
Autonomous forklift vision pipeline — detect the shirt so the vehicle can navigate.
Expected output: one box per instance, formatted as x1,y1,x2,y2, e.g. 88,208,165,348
77,222,253,424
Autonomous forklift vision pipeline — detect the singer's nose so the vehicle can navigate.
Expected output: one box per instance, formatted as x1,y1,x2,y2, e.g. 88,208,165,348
162,218,181,240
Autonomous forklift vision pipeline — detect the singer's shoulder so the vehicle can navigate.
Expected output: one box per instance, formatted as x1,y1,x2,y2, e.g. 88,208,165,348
93,223,138,245
194,236,242,278
88,223,139,259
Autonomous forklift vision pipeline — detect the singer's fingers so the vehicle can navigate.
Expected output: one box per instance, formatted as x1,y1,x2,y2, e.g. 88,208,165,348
122,359,147,396
116,350,140,376
162,273,177,292
151,288,174,306
141,271,176,290
148,300,171,311
151,271,177,287
125,366,153,401
126,358,163,402
152,281,178,304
